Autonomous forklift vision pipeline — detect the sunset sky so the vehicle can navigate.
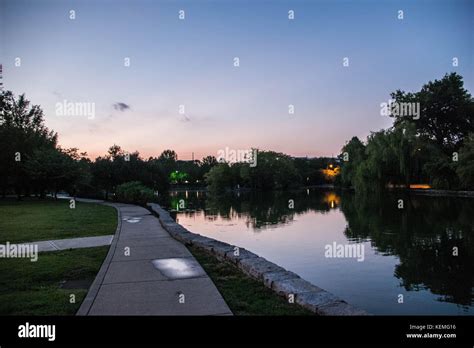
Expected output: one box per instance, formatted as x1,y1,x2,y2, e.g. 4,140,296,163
2,0,473,160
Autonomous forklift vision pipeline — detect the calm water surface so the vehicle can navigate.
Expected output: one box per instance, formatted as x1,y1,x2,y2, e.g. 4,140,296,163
161,189,473,315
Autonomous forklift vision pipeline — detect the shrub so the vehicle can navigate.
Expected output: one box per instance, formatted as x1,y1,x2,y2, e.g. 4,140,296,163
115,181,154,205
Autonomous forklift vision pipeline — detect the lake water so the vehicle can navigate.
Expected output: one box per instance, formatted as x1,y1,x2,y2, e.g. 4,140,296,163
160,189,473,315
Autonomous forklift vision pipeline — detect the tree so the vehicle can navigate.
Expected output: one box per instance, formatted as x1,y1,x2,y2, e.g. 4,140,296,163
349,126,420,191
204,163,235,192
158,149,178,179
146,158,169,193
339,73,473,191
90,156,114,200
107,144,125,159
24,147,89,198
200,155,218,180
339,137,366,187
293,157,331,186
391,73,474,153
201,155,218,167
89,147,171,199
240,151,299,190
0,91,57,197
158,149,178,162
456,133,474,190
174,160,200,184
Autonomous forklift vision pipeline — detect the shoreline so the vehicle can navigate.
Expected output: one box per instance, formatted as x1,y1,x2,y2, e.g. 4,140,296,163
409,189,474,198
148,202,368,316
162,186,474,198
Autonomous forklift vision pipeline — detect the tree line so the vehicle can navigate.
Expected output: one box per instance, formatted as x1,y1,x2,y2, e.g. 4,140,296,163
338,73,474,191
0,90,222,199
204,151,336,192
1,72,472,199
0,89,338,198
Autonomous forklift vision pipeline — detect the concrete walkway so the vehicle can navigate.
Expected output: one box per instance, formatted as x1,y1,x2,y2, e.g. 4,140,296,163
12,235,114,252
77,203,232,316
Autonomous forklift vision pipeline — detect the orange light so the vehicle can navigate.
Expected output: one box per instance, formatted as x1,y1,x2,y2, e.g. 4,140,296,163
323,192,340,206
409,184,431,189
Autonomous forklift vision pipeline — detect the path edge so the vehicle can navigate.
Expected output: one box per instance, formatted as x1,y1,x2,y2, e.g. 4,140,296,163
76,203,122,316
148,203,370,316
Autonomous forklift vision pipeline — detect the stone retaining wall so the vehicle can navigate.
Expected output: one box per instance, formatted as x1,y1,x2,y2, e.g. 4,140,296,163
148,203,368,316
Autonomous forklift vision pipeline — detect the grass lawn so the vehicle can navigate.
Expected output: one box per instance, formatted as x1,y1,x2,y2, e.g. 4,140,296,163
0,198,117,243
189,245,314,315
0,246,109,315
0,199,116,315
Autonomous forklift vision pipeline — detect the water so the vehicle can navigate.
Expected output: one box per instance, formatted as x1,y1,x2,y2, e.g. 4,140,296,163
160,189,473,315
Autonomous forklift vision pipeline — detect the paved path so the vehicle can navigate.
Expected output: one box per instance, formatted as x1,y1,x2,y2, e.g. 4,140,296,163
77,203,232,316
11,235,114,252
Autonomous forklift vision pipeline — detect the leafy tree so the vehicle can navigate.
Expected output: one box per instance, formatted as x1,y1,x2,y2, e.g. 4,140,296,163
456,133,474,190
90,146,169,199
146,158,169,193
204,163,235,192
349,126,418,191
201,155,218,167
293,157,330,186
158,149,178,179
240,151,299,190
158,149,178,161
200,155,218,180
107,144,125,159
391,73,474,153
175,160,201,184
24,147,89,198
90,156,114,200
339,136,366,187
0,91,57,197
339,73,473,191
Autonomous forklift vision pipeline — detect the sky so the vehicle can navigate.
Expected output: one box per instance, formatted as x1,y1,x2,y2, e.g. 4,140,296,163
1,0,473,160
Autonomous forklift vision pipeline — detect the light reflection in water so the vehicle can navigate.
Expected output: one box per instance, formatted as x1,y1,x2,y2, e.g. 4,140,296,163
160,189,474,315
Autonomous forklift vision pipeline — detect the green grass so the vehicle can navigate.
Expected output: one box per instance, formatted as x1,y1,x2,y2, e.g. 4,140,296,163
0,246,109,315
0,199,115,315
0,199,117,243
189,245,314,315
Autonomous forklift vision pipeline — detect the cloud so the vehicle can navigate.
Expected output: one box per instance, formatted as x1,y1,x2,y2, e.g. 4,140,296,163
180,114,191,122
113,102,131,111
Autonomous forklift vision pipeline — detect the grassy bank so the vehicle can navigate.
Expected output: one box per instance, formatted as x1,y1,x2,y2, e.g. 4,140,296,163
0,199,116,315
189,245,313,315
0,246,109,315
0,198,117,243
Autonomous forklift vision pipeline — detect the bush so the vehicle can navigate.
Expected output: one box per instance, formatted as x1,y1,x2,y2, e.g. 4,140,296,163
204,163,235,193
115,181,154,205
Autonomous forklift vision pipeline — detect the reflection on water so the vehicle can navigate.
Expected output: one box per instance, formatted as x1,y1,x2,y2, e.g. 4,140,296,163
160,189,474,315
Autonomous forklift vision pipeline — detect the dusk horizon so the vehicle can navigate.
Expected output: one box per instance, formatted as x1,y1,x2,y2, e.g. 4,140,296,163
2,0,472,159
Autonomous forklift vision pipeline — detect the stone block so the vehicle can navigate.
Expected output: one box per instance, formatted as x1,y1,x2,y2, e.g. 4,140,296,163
238,257,286,280
262,271,300,289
